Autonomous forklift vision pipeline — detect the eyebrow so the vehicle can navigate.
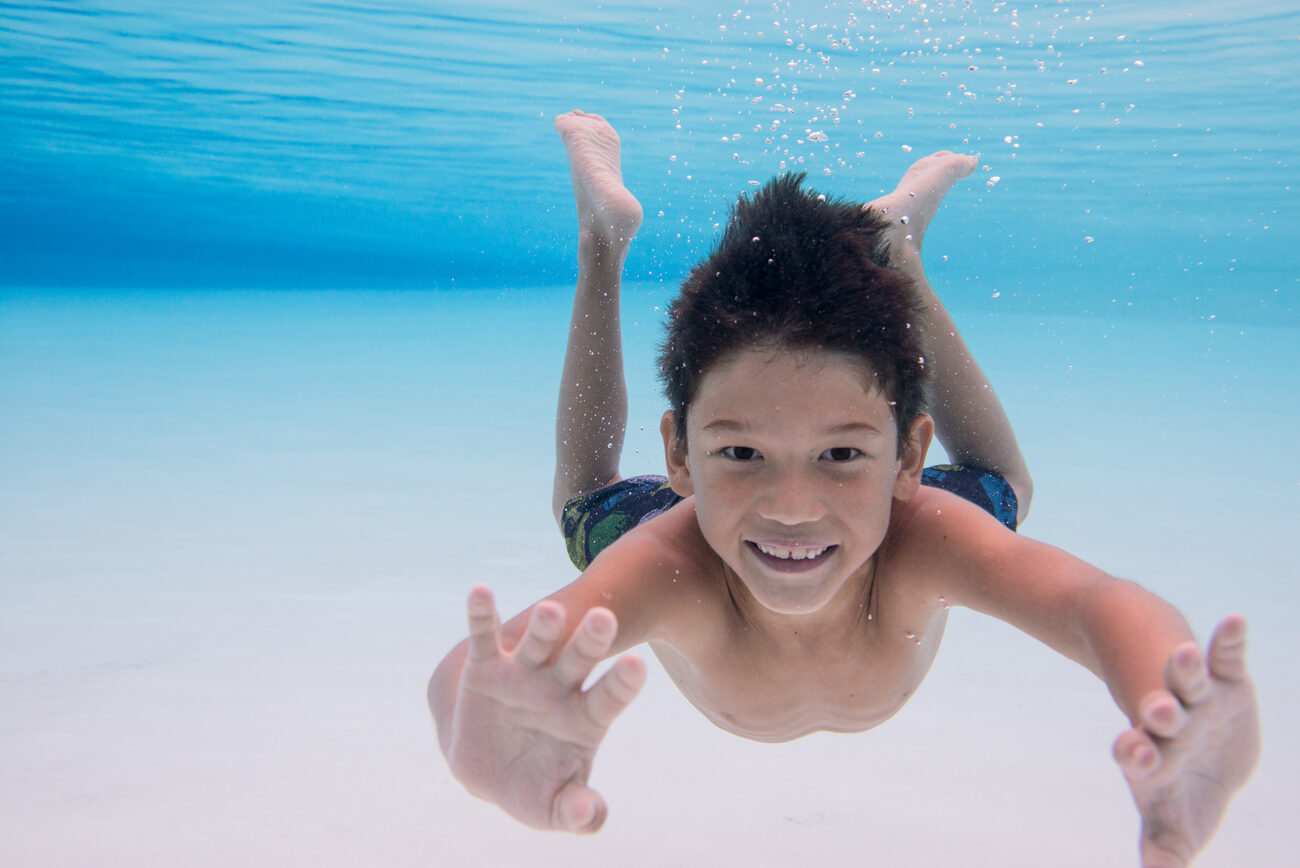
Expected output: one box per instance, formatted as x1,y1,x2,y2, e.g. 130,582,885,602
700,419,885,436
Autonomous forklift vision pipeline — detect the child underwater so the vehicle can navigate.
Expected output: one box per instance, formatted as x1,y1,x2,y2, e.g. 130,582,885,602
429,110,1259,867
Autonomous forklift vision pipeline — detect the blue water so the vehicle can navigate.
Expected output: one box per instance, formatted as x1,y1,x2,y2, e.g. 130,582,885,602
1,3,1298,866
2,0,1296,320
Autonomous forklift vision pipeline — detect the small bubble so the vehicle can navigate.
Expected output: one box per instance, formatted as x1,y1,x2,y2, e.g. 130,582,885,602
905,632,915,639
1084,235,1095,243
899,215,910,224
752,236,761,242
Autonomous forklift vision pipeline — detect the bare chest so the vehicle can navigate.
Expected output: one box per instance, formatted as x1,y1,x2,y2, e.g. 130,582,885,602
649,612,947,742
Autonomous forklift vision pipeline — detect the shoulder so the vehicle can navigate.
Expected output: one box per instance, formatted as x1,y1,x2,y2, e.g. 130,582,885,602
884,485,1109,626
881,485,1023,600
548,497,726,653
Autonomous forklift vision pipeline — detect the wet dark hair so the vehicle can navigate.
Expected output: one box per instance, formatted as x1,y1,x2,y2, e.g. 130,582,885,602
657,172,929,452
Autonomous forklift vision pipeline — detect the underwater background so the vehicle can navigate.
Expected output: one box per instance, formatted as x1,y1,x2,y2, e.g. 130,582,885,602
2,2,1296,865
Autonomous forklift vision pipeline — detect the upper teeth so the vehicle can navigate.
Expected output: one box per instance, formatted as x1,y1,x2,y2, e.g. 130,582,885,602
755,543,830,561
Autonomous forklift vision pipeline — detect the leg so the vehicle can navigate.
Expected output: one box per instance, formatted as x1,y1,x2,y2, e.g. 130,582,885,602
867,153,1033,522
552,111,644,524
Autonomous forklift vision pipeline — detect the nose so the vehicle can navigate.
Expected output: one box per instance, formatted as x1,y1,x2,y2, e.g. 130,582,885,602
756,467,826,526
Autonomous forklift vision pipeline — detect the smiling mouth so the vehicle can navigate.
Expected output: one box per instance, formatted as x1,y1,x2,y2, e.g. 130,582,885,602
746,541,837,572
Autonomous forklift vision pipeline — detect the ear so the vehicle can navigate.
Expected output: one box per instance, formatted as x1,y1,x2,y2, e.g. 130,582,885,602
660,410,694,497
892,413,934,501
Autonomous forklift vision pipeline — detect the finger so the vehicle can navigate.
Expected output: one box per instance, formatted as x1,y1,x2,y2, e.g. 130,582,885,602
1113,727,1162,781
585,652,647,729
552,780,608,834
1137,689,1188,739
552,607,618,689
1163,641,1212,706
513,601,566,668
1206,613,1249,683
465,585,501,663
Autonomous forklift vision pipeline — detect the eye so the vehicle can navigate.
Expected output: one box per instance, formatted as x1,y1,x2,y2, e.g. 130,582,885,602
718,446,761,461
820,447,863,462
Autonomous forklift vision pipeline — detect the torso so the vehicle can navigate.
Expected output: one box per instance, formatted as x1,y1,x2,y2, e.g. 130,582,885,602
632,493,951,742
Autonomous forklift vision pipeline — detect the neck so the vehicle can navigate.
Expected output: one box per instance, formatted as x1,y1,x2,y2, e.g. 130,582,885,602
722,558,877,652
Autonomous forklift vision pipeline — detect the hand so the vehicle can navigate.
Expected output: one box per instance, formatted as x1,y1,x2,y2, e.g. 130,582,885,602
445,585,646,833
1113,614,1260,867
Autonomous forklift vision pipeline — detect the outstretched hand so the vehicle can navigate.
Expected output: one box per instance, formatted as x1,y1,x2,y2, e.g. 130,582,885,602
445,585,646,833
1113,614,1260,867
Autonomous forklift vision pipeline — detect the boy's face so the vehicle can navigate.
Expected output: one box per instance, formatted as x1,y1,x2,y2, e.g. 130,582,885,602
662,346,930,616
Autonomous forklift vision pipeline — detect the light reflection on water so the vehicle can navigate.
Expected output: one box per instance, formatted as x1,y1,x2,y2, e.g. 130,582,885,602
1,0,1295,323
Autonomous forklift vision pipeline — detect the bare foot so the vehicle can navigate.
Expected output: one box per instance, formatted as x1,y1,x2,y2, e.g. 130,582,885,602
1113,615,1260,867
555,110,643,247
866,151,977,261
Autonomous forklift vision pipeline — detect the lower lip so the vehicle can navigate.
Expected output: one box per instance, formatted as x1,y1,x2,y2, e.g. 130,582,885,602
746,542,837,573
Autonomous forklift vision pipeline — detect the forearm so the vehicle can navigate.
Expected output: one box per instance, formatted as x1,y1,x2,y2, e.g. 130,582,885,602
1075,578,1196,722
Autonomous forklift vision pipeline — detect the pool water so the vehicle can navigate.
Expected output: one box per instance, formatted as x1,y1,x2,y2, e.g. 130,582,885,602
1,2,1296,866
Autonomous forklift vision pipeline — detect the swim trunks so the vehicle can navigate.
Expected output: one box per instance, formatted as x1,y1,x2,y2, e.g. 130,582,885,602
561,464,1018,571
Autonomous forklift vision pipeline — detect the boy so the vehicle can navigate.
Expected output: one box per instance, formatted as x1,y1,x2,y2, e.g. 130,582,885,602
429,110,1258,866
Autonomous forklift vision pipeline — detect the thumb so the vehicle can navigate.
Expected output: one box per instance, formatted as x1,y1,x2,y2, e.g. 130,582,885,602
553,780,608,834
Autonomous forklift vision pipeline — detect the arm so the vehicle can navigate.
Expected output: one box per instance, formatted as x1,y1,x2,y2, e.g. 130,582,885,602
906,491,1259,866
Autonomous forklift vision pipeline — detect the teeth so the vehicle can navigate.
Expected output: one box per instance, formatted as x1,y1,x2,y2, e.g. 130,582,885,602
755,543,830,561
